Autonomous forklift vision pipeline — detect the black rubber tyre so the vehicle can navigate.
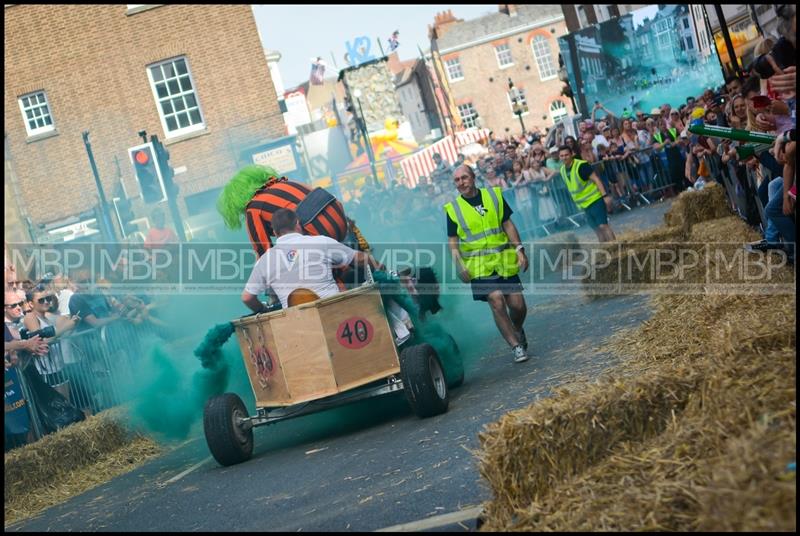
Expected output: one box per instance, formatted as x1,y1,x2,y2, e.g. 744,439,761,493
399,343,449,418
203,393,254,466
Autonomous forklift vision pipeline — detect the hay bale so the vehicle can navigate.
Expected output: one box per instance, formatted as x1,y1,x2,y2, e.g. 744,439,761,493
695,418,796,532
4,410,129,502
4,408,162,525
477,371,700,526
478,213,796,531
664,183,730,232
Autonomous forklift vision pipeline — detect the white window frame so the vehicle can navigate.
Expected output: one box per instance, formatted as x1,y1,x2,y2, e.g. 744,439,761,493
531,36,557,81
494,43,514,69
458,102,479,129
445,57,464,82
549,100,568,124
576,6,589,28
146,56,206,139
18,90,55,137
507,88,529,117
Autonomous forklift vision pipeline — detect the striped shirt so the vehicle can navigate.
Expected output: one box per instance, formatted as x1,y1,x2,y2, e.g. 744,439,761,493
245,181,348,258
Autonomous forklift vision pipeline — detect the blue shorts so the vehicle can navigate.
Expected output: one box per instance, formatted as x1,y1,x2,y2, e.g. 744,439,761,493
584,199,609,230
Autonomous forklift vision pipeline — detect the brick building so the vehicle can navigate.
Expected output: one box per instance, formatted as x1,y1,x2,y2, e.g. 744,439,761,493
429,4,571,137
4,5,284,243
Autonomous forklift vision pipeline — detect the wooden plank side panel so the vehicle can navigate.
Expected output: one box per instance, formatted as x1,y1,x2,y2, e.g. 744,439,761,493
320,289,401,391
271,306,338,402
235,322,293,407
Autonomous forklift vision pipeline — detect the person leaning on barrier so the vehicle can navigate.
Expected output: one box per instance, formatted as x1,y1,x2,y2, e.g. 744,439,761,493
23,285,80,386
444,165,531,364
558,145,617,243
5,291,48,363
68,274,121,332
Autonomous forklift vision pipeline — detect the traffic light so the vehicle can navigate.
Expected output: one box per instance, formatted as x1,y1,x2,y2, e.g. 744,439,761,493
128,142,166,204
150,135,177,197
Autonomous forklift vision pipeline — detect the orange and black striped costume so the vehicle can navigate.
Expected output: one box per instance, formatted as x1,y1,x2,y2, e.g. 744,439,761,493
245,178,349,258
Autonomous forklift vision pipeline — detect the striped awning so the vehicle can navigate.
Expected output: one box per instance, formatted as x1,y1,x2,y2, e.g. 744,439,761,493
454,128,490,147
399,136,459,187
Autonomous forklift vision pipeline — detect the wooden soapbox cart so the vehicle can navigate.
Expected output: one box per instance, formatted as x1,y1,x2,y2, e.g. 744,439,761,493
203,283,451,466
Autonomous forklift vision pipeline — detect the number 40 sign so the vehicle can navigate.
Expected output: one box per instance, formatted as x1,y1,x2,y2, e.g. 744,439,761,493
336,316,374,349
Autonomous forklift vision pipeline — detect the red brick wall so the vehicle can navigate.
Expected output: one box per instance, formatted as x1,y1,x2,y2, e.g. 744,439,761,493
444,19,569,137
4,5,285,228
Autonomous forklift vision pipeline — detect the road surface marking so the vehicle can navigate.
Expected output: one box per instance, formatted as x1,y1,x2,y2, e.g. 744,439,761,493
157,457,211,488
374,505,483,532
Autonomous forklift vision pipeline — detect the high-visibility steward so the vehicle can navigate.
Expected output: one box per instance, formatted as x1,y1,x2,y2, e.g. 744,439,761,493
444,187,519,279
560,158,603,209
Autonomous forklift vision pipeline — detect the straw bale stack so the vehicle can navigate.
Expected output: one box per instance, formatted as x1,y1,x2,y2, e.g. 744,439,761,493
477,370,701,525
477,191,795,530
4,409,161,525
663,182,731,232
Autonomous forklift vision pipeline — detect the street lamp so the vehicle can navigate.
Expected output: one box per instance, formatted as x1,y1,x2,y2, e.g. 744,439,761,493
508,77,526,135
352,89,379,186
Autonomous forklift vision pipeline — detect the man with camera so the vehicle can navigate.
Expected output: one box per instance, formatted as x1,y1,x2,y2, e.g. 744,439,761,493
23,285,80,387
4,290,48,367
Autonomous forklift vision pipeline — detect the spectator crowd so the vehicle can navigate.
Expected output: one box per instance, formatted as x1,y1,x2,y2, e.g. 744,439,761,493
344,10,795,260
4,247,167,451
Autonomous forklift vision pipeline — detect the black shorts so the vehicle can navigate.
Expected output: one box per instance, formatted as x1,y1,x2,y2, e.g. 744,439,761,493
584,198,609,230
470,273,523,302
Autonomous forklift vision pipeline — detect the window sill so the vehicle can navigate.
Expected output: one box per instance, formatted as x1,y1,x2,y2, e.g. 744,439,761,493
126,5,162,16
25,129,59,144
448,77,465,83
164,127,211,146
498,63,515,70
539,74,558,82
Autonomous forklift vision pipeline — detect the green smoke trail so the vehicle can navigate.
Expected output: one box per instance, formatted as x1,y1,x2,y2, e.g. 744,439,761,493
123,167,507,443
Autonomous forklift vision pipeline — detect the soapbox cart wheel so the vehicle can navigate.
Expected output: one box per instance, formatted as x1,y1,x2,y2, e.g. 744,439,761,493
399,343,449,418
203,393,254,466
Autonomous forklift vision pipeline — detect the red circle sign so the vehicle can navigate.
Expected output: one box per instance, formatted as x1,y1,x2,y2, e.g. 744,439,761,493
336,316,374,349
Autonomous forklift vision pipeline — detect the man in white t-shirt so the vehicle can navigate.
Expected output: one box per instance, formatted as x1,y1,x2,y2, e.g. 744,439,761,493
242,209,382,313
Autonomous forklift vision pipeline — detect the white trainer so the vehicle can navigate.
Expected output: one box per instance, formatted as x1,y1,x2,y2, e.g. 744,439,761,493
512,345,529,363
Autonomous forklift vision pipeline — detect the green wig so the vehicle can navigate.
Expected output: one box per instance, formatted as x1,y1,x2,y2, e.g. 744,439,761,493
217,164,280,230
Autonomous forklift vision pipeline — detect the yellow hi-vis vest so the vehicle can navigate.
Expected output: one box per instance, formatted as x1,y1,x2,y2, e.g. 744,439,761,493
560,158,603,209
443,187,519,279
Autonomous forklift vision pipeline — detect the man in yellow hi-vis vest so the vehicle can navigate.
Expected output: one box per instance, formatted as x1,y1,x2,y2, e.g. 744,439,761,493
445,165,531,364
558,145,617,242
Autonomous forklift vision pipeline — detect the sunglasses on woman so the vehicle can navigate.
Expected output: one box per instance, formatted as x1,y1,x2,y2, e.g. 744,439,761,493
37,295,54,305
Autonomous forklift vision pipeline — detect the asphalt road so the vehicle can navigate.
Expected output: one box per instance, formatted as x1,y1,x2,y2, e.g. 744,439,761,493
8,201,673,532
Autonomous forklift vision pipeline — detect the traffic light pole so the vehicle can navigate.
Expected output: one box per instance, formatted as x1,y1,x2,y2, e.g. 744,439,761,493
150,134,187,242
82,131,117,243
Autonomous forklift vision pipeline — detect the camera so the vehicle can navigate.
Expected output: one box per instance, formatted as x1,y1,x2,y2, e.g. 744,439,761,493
19,325,56,340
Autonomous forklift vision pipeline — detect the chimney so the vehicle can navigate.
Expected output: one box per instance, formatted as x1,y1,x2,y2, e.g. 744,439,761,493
386,52,403,75
428,9,463,39
498,4,518,17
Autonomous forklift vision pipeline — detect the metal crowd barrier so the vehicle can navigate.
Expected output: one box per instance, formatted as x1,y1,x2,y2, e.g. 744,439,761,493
502,143,769,238
12,318,159,443
501,146,676,237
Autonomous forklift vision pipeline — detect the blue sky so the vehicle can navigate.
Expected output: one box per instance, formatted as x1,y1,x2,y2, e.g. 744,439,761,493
252,4,497,89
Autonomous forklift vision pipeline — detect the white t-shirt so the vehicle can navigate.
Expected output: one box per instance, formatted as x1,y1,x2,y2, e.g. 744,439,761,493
591,134,609,154
244,233,357,309
57,289,74,316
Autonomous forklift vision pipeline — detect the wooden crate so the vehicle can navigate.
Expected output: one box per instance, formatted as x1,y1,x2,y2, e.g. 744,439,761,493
232,284,401,408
